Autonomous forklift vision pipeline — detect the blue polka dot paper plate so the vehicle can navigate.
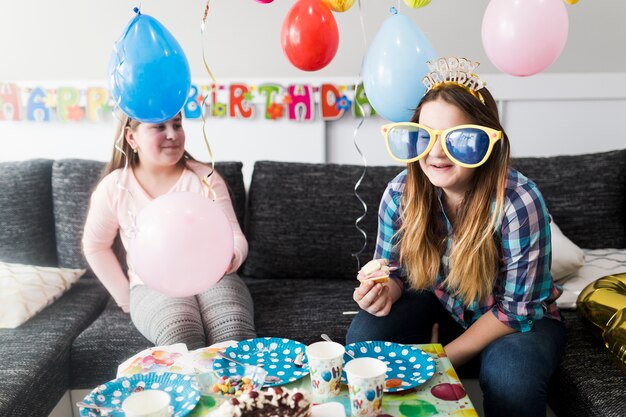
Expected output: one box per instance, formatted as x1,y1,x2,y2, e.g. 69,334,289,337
212,337,310,387
342,341,436,393
78,372,200,417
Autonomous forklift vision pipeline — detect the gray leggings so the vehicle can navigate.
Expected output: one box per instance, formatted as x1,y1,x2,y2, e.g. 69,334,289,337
130,274,256,350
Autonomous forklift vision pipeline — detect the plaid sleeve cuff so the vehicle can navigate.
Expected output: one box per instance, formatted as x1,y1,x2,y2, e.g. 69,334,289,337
491,305,536,333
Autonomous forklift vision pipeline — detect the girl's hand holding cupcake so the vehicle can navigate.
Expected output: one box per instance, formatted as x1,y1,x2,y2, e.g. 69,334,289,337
353,259,398,317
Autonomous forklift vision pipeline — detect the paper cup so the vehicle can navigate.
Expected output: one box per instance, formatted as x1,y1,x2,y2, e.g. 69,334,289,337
122,390,171,417
306,341,345,400
344,357,386,417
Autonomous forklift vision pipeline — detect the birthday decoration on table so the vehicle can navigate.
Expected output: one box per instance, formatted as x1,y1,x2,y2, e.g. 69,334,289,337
341,341,436,393
79,372,200,417
0,81,376,123
117,344,192,377
212,337,310,388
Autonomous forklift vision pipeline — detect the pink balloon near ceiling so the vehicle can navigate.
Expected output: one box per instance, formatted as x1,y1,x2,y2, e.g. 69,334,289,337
481,0,569,77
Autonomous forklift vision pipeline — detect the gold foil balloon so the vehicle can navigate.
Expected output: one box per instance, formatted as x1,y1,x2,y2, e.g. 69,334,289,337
577,273,626,368
322,0,356,12
403,0,433,8
605,308,626,369
564,0,579,5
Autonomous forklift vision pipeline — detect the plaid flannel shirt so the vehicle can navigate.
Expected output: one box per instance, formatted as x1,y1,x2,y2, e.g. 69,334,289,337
375,168,562,332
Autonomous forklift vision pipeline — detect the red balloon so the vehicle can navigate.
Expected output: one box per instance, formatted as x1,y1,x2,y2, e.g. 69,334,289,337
281,0,339,71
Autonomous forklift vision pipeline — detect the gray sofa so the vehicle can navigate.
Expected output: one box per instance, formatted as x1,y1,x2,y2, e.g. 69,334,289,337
0,150,625,417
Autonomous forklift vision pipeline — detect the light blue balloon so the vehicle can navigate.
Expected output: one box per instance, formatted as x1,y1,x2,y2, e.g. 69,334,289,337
362,11,437,122
108,12,191,123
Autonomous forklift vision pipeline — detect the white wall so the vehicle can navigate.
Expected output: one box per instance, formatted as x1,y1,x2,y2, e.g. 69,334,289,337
2,1,625,79
1,1,625,185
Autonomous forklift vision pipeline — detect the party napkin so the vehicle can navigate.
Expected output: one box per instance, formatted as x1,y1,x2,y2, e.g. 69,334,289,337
116,341,238,378
117,343,191,377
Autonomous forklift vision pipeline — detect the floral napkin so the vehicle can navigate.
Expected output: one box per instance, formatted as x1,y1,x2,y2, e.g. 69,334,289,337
117,341,237,378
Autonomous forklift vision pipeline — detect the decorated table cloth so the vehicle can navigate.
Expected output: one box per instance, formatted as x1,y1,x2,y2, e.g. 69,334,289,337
187,343,477,417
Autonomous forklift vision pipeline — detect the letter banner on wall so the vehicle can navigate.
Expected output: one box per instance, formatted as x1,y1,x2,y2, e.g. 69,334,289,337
0,82,377,123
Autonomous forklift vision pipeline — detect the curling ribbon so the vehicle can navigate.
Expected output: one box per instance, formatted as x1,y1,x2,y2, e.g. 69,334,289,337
577,273,626,369
351,0,369,271
199,0,217,200
110,6,142,238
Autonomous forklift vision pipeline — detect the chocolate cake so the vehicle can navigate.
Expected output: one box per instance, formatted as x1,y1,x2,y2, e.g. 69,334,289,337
210,387,311,417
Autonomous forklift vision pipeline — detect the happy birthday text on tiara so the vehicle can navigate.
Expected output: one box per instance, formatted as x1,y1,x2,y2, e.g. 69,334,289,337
422,57,485,92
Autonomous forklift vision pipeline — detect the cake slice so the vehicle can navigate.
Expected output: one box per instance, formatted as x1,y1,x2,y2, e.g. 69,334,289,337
210,387,311,417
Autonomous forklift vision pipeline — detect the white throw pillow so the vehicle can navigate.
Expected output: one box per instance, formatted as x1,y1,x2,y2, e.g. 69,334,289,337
550,222,585,281
556,248,626,309
0,261,85,328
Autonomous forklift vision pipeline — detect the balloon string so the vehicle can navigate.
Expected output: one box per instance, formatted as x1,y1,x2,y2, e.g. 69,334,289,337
110,11,140,239
200,0,217,201
351,0,370,272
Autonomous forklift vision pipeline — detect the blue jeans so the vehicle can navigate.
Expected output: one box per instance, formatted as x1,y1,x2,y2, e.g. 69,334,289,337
346,290,566,417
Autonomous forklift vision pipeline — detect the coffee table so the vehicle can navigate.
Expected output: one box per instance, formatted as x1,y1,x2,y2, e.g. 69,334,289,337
188,343,478,417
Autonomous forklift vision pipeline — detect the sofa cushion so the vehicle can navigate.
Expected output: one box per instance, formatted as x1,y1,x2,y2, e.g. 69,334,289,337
0,277,108,417
52,160,246,270
244,277,358,345
551,221,585,281
0,159,57,266
213,162,246,229
0,261,85,328
70,300,153,389
243,161,403,280
52,159,105,269
548,310,626,417
512,149,626,249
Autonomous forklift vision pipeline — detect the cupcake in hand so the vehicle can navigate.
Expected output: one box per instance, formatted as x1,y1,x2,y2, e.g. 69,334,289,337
357,259,394,284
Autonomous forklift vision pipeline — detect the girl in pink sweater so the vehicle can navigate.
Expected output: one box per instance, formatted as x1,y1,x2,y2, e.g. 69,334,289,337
83,113,255,349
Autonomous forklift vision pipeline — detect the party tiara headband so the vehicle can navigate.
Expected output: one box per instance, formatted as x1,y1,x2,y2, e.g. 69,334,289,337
422,57,486,104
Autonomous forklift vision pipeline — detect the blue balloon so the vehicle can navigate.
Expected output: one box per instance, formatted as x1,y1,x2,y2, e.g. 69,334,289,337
362,10,437,122
108,12,191,123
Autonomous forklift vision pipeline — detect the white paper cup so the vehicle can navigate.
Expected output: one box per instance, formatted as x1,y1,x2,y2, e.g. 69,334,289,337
344,357,386,417
122,390,171,417
306,341,345,400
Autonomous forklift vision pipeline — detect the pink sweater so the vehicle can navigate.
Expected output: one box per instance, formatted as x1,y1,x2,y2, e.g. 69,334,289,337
82,160,248,312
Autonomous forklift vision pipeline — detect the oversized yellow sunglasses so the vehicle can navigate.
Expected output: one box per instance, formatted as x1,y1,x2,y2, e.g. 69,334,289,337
381,123,503,168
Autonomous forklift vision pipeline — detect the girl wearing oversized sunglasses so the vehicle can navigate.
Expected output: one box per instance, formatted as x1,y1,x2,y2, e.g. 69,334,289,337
347,59,565,417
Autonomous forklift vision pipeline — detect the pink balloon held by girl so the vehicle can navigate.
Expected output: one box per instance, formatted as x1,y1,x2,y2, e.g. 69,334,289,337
82,113,256,349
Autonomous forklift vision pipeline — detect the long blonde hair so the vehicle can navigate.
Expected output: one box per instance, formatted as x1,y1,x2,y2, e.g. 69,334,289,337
399,84,510,305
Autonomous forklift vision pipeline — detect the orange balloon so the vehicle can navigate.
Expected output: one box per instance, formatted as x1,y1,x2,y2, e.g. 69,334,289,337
281,0,339,71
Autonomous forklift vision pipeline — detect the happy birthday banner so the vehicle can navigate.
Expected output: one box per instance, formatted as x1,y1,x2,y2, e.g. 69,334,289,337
0,82,377,123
